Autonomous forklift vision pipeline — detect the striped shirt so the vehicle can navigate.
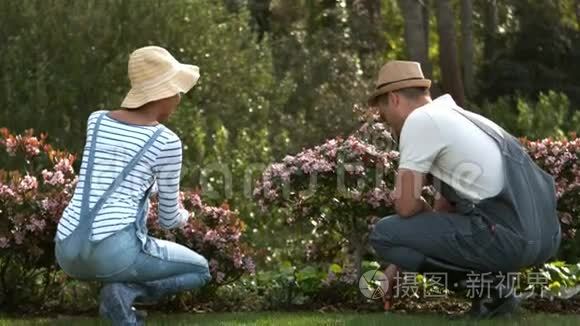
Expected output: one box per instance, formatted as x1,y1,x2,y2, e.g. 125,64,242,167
56,110,188,241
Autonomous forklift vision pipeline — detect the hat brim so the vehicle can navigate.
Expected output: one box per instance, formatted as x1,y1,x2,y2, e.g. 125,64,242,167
121,64,200,109
367,78,431,106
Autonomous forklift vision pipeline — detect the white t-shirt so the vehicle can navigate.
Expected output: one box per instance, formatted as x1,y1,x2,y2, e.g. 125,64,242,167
399,94,504,201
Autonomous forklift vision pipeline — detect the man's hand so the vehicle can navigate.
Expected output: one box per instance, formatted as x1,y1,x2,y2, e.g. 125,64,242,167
421,196,433,212
433,193,455,213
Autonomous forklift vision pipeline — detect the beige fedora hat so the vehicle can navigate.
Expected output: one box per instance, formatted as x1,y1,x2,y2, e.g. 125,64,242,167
368,60,431,105
121,46,200,109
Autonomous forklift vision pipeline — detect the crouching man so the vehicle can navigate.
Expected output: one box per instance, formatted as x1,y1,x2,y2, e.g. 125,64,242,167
367,61,561,318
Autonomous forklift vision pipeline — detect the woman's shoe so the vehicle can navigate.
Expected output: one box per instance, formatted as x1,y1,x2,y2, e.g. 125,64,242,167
99,283,148,325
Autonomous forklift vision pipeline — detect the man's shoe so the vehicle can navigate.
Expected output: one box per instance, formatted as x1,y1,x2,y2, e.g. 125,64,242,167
471,293,522,319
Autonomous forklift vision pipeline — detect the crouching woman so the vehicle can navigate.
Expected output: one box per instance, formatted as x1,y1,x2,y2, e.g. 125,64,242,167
54,46,211,325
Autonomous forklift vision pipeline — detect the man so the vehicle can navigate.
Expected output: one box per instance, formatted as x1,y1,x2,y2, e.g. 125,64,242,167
367,61,561,318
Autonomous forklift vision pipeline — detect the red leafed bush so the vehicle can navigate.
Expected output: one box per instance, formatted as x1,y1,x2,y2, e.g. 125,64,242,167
0,128,254,311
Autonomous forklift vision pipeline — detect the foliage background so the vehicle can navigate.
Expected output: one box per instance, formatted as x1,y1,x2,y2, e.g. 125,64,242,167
1,0,579,314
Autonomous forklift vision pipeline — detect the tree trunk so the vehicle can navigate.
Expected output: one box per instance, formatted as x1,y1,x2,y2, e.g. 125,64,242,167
421,0,433,78
347,0,383,71
397,0,432,78
461,0,475,97
483,0,498,61
435,0,466,106
422,0,430,57
248,0,272,41
576,0,580,27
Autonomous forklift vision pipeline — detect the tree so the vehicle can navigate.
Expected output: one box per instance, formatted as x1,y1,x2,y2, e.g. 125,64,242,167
576,0,580,26
248,0,272,41
347,0,384,71
397,0,432,77
422,0,431,58
482,0,499,61
435,0,466,106
461,0,475,97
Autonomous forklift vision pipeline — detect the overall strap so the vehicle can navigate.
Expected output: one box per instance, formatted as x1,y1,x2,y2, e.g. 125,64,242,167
449,106,507,151
79,112,106,218
87,125,165,221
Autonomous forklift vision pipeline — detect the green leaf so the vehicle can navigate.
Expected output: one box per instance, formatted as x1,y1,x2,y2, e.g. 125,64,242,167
329,263,343,274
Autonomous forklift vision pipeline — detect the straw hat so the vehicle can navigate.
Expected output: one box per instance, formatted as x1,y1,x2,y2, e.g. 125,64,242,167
121,46,200,109
368,60,431,105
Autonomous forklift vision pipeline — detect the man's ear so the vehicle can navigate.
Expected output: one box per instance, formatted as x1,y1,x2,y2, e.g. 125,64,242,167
390,92,399,107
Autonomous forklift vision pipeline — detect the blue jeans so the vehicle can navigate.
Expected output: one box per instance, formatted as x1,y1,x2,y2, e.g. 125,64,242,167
55,224,211,325
55,113,211,325
370,211,559,273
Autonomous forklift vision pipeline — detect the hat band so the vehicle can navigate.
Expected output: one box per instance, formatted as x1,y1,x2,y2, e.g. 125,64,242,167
376,77,425,90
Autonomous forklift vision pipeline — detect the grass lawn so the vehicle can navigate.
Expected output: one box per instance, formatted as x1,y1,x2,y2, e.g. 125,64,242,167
1,312,580,326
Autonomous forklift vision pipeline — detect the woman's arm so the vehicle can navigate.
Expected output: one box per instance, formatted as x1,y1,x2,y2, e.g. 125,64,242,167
153,135,188,229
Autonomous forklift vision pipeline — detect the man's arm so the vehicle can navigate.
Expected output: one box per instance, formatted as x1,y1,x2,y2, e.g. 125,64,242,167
391,168,432,217
395,110,446,217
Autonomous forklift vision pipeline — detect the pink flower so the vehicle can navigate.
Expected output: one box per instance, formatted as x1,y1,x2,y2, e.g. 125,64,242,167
243,257,256,274
24,136,41,157
28,218,46,232
208,258,219,274
42,170,65,186
344,164,365,175
229,230,241,241
188,193,203,209
0,184,16,199
41,198,57,212
203,230,219,243
216,272,225,283
18,175,38,192
233,251,243,268
0,237,9,249
366,187,389,208
282,155,295,164
54,158,74,175
5,137,18,156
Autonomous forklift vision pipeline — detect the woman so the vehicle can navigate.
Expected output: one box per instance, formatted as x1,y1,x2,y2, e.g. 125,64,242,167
54,46,211,325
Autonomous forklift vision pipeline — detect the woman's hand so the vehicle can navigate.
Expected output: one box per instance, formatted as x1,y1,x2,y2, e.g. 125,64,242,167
177,209,190,227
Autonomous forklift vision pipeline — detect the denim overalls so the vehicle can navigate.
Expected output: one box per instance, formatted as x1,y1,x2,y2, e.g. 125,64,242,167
54,112,211,325
55,112,162,279
370,105,561,273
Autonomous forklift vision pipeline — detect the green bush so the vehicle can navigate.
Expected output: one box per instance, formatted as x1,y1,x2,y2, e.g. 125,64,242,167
480,91,580,139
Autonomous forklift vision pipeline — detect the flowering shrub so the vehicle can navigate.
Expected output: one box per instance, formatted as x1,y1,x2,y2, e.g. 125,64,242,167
255,124,580,274
147,193,255,285
254,122,398,209
254,122,400,277
523,137,580,240
0,128,254,312
0,128,75,264
0,128,77,311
